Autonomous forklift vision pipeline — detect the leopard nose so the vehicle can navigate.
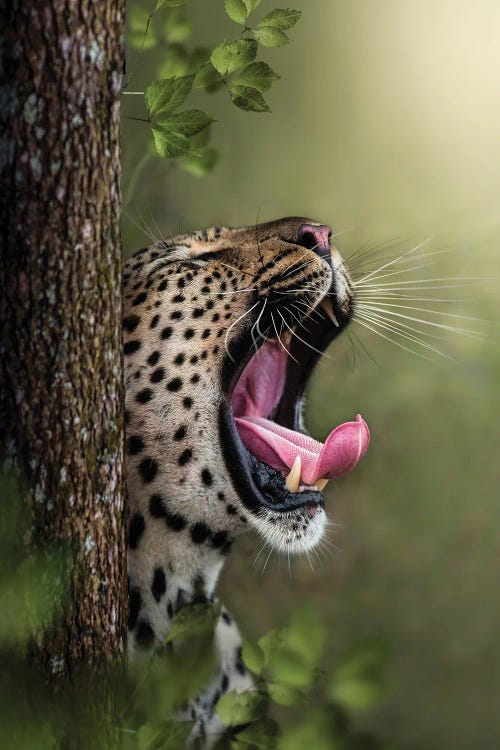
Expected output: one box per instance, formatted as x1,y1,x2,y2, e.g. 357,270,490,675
297,223,332,262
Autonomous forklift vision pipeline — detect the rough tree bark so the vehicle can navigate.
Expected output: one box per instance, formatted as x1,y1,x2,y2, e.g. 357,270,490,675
0,0,127,677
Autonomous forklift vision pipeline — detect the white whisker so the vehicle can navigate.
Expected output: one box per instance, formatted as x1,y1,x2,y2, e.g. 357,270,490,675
224,301,261,363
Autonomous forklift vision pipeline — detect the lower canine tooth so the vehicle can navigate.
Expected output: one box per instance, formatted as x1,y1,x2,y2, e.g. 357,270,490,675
315,478,329,492
319,297,339,327
285,455,302,493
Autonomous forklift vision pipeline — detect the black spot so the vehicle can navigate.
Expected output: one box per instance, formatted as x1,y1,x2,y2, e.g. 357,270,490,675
211,531,229,549
183,397,193,409
139,457,159,483
151,567,167,602
127,435,144,455
212,313,220,322
201,469,213,487
235,646,246,675
184,328,195,339
178,448,192,465
148,351,160,366
133,292,147,306
172,294,185,303
128,589,141,630
201,329,210,339
150,367,165,383
150,314,161,328
135,620,155,649
221,611,232,626
170,310,183,321
166,512,187,532
167,377,182,391
177,277,186,288
161,326,173,339
192,573,207,604
206,300,215,310
158,279,168,291
149,494,166,518
167,602,174,618
190,374,200,384
174,353,185,365
136,388,153,403
190,355,199,364
221,673,229,692
124,340,141,355
226,504,237,515
174,425,187,441
190,522,210,544
193,308,204,318
128,514,145,549
124,315,140,333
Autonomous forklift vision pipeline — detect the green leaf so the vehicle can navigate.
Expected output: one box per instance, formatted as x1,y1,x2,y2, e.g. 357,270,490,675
166,601,221,642
229,84,270,112
128,4,151,31
236,718,280,749
210,39,258,77
156,44,190,78
328,640,389,712
244,0,263,13
330,678,385,712
179,146,220,177
152,127,190,159
256,8,301,30
242,638,265,674
162,8,192,42
224,0,248,24
216,690,267,726
145,74,194,116
252,26,290,47
127,5,156,49
267,682,306,706
127,31,157,50
286,606,325,670
258,628,285,666
157,109,214,138
232,61,280,93
155,0,189,10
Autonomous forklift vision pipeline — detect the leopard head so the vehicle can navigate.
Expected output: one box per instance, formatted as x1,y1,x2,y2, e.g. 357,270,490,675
123,217,369,563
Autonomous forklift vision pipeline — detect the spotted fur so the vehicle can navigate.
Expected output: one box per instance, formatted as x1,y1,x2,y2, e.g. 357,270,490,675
124,218,354,744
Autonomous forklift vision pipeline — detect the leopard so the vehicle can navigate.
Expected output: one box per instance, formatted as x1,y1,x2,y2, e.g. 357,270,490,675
123,216,370,745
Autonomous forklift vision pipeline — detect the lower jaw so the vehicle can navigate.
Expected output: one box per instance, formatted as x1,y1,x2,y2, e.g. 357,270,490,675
219,401,324,516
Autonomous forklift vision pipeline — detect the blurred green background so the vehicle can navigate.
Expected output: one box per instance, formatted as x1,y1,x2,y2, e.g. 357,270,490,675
122,2,500,748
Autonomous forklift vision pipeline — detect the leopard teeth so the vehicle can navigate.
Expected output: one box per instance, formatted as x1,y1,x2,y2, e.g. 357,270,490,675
285,455,301,493
315,478,329,491
319,297,339,327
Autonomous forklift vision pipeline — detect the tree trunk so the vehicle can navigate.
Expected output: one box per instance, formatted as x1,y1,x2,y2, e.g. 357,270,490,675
0,0,127,676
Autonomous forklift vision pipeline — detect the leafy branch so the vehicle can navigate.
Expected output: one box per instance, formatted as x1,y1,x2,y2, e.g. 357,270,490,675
123,0,302,175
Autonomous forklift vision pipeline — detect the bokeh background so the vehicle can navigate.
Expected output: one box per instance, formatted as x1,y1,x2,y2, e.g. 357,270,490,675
122,2,500,748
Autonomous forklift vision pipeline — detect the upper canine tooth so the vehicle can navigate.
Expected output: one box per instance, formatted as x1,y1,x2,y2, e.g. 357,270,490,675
319,297,339,327
285,455,302,493
315,478,329,492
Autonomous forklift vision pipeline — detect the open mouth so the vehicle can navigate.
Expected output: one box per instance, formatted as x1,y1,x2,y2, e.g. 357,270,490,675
219,292,370,515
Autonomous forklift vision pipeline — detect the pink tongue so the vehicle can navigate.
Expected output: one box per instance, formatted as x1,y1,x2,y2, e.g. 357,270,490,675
235,414,370,485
